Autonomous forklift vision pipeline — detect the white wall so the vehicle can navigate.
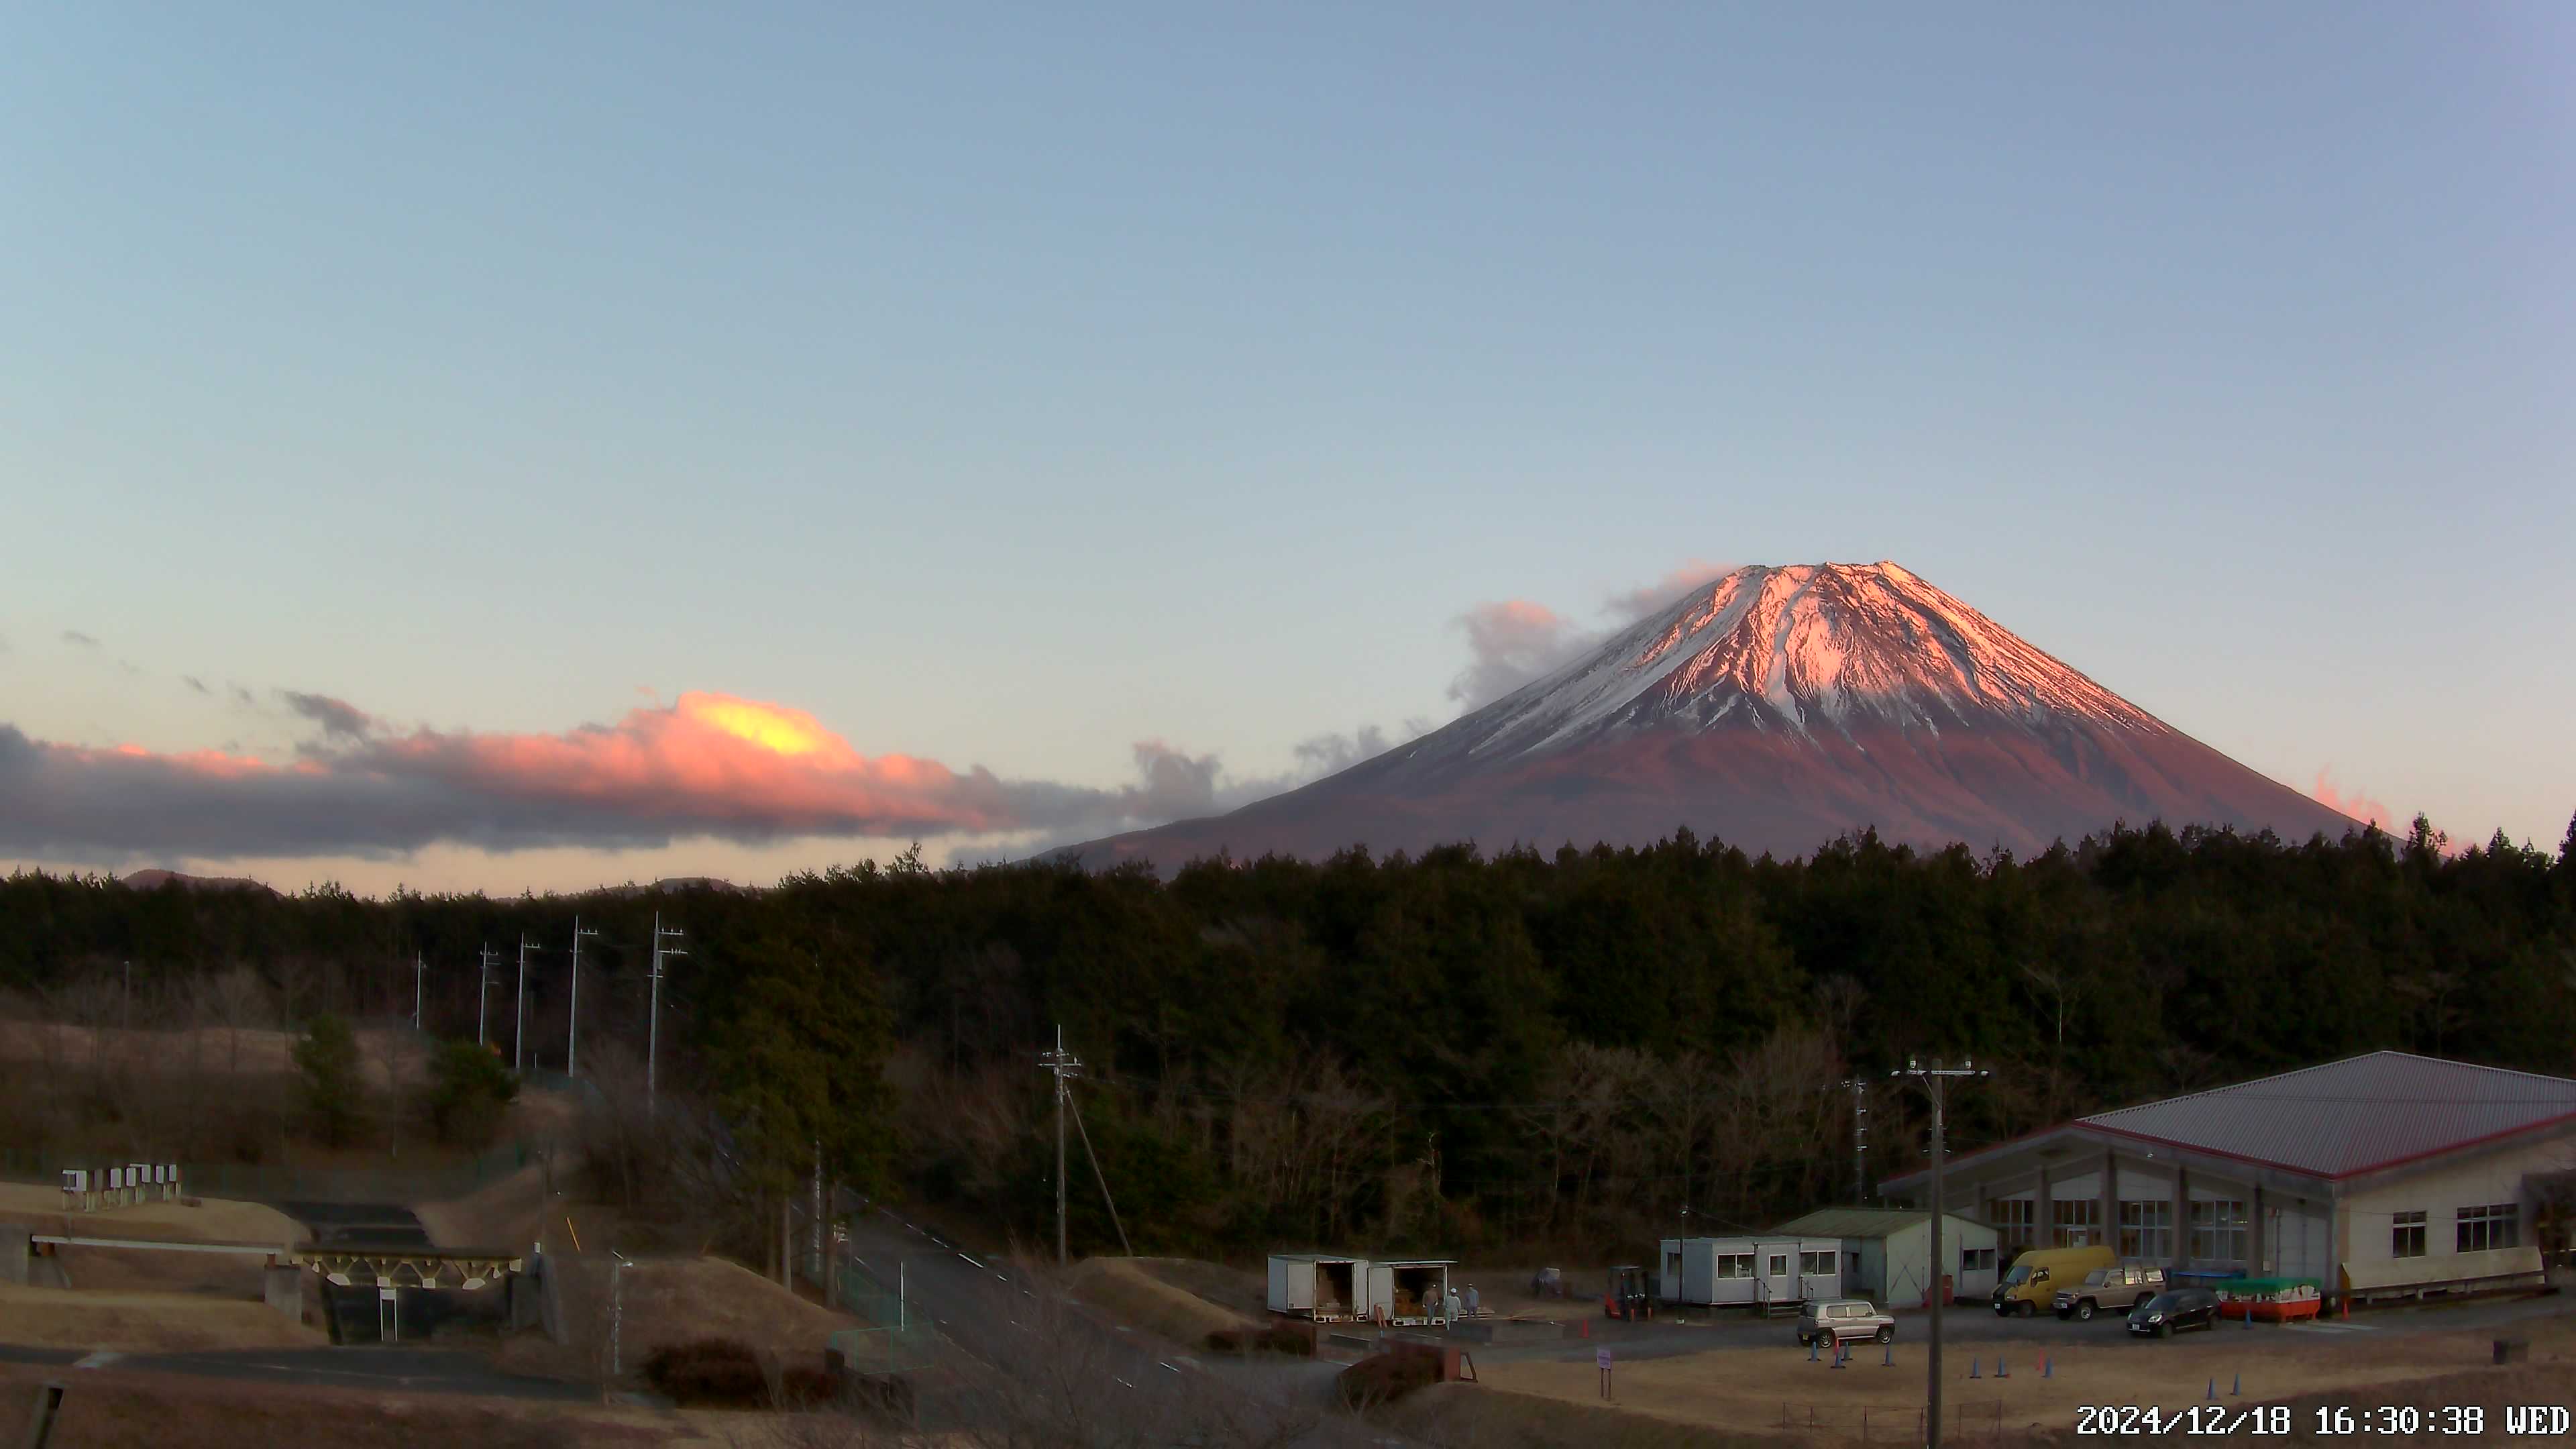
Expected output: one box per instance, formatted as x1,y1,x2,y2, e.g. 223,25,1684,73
2339,1130,2576,1289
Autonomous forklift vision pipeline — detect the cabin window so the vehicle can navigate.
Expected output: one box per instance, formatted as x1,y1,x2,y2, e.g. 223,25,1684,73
2456,1203,2518,1252
1800,1250,1833,1275
1768,1254,1788,1277
1715,1253,1755,1279
2118,1200,2173,1259
2391,1210,2426,1258
1958,1246,1995,1273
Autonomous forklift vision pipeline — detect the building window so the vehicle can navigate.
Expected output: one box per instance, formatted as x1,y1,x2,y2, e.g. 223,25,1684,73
2118,1200,2174,1260
1768,1254,1788,1278
2052,1199,2102,1248
1716,1254,1754,1279
2189,1201,2248,1262
2391,1210,2426,1258
1959,1246,1996,1273
1800,1250,1835,1276
1990,1199,2035,1249
2457,1203,2518,1253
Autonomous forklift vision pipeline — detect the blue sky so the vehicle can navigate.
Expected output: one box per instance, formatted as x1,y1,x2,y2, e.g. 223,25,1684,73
5,3,2571,892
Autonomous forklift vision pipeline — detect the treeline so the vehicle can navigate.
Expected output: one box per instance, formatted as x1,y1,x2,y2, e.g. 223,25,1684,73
4,816,2573,1257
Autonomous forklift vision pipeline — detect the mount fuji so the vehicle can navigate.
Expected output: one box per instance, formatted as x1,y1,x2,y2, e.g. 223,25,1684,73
1069,562,2360,871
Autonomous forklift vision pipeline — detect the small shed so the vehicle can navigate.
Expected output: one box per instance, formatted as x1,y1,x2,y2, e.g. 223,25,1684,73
1656,1235,1842,1308
1772,1209,2000,1307
1365,1259,1452,1326
1267,1254,1367,1322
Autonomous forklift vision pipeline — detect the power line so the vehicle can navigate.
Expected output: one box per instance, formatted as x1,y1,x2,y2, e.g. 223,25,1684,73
567,917,600,1078
647,913,686,1114
1892,1057,1991,1449
513,932,540,1072
1038,1024,1082,1268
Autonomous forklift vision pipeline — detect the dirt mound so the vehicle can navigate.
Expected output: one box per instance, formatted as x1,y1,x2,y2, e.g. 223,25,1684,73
415,1161,557,1250
497,1252,854,1387
0,1284,325,1352
1068,1256,1256,1347
1133,1256,1267,1317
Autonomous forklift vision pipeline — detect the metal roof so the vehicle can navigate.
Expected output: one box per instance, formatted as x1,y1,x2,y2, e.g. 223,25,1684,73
1772,1209,1994,1238
2078,1051,2576,1180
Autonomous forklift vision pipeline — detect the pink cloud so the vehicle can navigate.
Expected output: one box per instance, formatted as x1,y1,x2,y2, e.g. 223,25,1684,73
2310,769,2393,832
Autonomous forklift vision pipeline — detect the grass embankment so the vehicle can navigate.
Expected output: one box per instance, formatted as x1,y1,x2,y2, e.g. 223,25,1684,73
0,1361,745,1449
0,1284,323,1352
496,1252,855,1386
1067,1256,1258,1348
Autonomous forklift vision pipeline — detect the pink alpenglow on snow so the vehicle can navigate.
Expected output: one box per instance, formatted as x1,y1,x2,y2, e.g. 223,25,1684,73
1067,561,2368,871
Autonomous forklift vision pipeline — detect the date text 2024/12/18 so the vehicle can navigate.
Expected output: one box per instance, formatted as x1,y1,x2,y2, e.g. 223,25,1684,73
2081,1405,2572,1436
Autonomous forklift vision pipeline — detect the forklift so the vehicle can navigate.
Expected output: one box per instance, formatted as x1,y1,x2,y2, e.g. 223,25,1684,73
1603,1265,1654,1321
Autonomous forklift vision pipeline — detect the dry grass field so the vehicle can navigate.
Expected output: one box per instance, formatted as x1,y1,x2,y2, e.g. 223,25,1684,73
0,1361,751,1449
0,1020,429,1090
1470,1312,2576,1445
0,1283,324,1352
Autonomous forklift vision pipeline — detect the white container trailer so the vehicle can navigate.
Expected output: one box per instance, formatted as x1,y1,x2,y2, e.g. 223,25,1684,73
1656,1236,1842,1308
1267,1254,1368,1322
1366,1259,1452,1326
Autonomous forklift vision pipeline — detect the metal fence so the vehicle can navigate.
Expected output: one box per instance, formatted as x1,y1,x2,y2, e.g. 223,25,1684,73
829,1258,941,1376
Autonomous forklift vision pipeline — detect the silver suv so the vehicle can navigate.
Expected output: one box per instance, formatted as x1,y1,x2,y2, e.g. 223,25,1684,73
1795,1298,1896,1346
2053,1266,2164,1322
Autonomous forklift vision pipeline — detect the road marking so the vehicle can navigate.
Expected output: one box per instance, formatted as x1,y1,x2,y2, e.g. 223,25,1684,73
1114,1377,1134,1389
1159,1361,1179,1373
956,1252,981,1267
72,1352,123,1370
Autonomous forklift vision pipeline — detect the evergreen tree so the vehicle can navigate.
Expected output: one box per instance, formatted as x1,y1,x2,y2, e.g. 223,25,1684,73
292,1012,366,1148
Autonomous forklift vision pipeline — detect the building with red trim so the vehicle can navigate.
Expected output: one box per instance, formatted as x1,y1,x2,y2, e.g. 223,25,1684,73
1878,1052,2571,1303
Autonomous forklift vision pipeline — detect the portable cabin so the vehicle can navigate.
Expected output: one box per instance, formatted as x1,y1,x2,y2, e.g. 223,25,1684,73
1655,1235,1843,1309
1366,1259,1453,1326
1770,1209,2000,1307
1267,1254,1368,1322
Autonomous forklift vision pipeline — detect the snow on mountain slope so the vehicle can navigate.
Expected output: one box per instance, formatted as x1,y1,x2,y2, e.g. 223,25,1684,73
1066,563,2360,871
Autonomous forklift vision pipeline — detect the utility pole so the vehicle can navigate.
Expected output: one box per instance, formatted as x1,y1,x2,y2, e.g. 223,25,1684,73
476,944,500,1049
1038,1025,1083,1267
413,952,426,1032
647,913,686,1112
1891,1057,1989,1449
567,918,600,1077
514,933,540,1073
1833,1077,1870,1205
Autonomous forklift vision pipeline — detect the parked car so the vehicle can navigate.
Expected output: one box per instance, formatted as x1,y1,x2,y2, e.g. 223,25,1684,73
1796,1299,1896,1347
1991,1245,2117,1317
2055,1265,2165,1322
2127,1288,2222,1338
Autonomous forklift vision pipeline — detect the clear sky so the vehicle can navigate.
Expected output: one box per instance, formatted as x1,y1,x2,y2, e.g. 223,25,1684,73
5,3,2571,894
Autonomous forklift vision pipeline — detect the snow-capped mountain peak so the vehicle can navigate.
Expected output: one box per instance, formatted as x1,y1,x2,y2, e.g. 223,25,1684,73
1445,562,2163,761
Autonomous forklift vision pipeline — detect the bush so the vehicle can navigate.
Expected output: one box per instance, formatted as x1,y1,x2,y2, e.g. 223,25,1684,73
293,1013,366,1148
421,1038,519,1148
1336,1350,1441,1409
640,1337,769,1407
776,1362,834,1407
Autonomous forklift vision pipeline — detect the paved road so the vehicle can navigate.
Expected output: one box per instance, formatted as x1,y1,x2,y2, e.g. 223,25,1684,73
0,1342,600,1400
833,1195,1375,1442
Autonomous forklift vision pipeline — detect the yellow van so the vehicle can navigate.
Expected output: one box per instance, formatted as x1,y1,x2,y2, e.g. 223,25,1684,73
1990,1245,2117,1317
